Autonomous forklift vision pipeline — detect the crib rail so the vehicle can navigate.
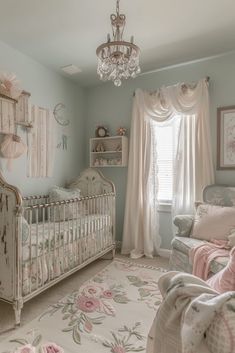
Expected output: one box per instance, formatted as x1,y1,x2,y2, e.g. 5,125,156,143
21,192,115,298
23,195,49,223
23,195,49,201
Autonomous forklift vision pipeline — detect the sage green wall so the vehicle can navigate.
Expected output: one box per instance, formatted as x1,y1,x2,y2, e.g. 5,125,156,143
85,51,235,249
0,40,85,196
2,37,235,249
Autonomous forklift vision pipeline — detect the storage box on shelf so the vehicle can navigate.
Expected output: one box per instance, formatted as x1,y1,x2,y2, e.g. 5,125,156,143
90,135,128,167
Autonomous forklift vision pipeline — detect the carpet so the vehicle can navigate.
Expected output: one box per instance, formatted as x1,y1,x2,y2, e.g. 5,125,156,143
0,259,165,353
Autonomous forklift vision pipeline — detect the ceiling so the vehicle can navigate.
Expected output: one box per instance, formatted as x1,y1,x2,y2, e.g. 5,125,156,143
0,0,235,87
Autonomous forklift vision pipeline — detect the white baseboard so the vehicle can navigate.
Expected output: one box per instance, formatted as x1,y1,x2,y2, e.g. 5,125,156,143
115,241,171,259
158,248,171,259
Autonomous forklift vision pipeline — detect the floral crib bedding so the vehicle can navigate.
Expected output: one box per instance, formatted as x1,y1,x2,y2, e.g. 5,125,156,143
21,214,112,296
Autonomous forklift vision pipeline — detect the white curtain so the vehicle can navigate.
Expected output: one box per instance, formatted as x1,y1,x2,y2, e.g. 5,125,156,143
121,78,215,258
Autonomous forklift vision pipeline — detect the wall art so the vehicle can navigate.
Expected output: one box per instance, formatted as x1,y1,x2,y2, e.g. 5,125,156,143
217,105,235,169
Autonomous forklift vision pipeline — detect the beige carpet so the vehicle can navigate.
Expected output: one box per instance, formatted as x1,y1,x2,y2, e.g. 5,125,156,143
0,258,168,353
0,254,169,342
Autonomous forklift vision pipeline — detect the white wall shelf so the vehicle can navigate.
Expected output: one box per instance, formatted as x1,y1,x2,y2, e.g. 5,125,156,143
90,136,128,167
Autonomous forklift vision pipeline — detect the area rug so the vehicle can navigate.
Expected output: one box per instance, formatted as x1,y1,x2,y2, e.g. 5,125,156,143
0,259,166,353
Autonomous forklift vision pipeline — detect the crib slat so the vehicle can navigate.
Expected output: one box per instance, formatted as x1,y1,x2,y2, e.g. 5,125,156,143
48,207,51,282
42,207,45,287
72,201,76,266
62,204,66,273
35,208,39,290
53,205,56,277
78,201,82,264
29,210,32,294
58,204,62,275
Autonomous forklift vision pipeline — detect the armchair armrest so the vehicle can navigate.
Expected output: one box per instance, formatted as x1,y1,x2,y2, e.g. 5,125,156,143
173,214,194,237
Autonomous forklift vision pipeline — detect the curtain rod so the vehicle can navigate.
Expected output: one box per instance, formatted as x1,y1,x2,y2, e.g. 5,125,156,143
133,76,210,97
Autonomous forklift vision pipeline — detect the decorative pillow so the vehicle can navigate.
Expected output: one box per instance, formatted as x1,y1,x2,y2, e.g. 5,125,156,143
205,295,235,353
49,186,81,221
207,247,235,293
191,204,235,241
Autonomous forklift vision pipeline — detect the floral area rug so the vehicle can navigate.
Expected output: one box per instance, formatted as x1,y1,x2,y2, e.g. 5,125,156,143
1,259,166,353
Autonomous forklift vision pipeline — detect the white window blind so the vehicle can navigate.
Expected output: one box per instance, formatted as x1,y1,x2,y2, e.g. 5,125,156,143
152,118,180,203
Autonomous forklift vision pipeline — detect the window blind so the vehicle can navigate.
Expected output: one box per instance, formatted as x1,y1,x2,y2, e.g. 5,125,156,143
154,125,174,202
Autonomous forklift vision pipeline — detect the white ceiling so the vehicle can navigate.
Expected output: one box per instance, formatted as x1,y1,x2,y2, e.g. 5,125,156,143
0,0,235,87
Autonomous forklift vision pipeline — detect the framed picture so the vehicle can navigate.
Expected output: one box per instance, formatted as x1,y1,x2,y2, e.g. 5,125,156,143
217,105,235,169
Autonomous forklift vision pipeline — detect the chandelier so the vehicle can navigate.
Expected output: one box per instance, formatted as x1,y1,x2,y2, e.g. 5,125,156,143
96,0,141,87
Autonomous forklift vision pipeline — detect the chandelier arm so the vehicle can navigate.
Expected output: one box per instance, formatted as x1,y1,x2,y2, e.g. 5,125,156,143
120,17,125,40
116,0,120,15
96,41,140,56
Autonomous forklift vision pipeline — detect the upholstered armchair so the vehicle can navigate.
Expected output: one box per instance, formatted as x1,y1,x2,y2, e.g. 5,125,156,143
169,184,235,274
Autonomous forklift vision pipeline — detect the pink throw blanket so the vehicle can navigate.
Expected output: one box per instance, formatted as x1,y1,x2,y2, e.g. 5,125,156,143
189,240,230,280
207,247,235,293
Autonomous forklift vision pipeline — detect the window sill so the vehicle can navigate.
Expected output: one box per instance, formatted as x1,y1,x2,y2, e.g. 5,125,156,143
158,202,172,213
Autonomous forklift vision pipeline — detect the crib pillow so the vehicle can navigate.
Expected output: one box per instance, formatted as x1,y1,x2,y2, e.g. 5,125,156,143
49,186,81,221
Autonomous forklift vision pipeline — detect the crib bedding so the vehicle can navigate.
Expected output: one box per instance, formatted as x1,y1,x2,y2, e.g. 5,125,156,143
22,214,111,262
22,213,112,296
22,227,113,296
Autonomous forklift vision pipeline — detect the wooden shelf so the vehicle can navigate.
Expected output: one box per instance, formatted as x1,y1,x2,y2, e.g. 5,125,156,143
91,151,122,154
89,136,128,167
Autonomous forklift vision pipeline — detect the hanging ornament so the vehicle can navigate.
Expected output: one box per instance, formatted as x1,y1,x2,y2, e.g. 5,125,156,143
1,134,27,171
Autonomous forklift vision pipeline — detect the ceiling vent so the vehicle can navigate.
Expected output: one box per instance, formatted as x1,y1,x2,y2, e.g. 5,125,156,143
61,65,82,75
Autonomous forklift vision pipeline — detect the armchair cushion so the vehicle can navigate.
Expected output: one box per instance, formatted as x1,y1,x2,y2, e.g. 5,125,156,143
170,237,229,274
172,236,205,255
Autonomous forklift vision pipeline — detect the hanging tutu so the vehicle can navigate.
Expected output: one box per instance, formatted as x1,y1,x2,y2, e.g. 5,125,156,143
0,72,22,100
1,134,27,171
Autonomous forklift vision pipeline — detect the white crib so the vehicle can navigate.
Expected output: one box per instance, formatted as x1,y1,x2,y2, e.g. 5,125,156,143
0,168,115,326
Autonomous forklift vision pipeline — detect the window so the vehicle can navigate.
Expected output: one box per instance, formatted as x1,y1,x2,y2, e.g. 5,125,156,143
152,118,180,203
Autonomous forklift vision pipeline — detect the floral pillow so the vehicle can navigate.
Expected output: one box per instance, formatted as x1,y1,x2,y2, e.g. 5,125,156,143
191,204,235,241
49,186,82,222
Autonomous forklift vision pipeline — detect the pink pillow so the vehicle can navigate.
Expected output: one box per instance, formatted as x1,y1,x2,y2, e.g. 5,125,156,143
191,204,235,241
207,247,235,293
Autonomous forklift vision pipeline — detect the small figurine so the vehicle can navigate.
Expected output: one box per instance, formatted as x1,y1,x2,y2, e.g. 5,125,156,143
117,127,127,136
95,143,105,152
99,158,107,165
116,143,122,151
94,158,100,166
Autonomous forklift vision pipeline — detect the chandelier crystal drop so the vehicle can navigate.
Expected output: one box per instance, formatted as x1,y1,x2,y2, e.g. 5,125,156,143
96,0,141,87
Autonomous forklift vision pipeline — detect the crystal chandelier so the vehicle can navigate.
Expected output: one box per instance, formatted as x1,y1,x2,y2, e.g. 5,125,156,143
96,0,141,87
